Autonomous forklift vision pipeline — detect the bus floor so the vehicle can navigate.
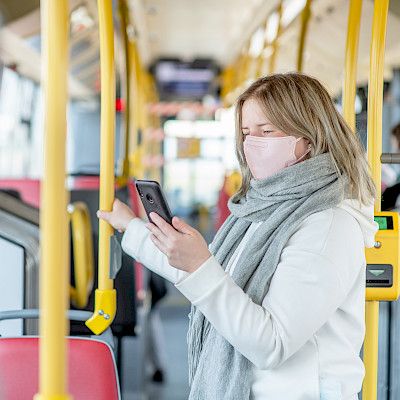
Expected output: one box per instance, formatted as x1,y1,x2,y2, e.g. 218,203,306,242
122,282,191,400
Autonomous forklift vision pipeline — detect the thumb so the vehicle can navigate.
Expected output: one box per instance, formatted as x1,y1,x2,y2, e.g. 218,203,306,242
172,216,194,234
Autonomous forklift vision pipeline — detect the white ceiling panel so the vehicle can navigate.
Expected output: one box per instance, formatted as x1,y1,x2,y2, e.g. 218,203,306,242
130,0,279,65
129,0,400,95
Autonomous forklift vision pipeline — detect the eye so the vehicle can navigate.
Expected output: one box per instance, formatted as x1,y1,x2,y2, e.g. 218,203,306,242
263,130,273,135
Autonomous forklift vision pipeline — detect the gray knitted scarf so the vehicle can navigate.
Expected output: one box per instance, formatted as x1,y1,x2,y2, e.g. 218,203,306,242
187,153,345,399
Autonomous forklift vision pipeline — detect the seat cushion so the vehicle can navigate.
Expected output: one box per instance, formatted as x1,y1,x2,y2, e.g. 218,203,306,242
0,337,119,400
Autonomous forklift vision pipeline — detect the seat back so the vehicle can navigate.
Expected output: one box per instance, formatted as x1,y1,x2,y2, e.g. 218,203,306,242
0,337,120,400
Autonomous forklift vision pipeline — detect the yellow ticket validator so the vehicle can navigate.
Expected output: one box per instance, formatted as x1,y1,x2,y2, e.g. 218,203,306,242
365,211,400,301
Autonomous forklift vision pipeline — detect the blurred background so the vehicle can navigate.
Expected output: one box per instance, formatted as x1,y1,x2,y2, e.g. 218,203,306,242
1,1,400,399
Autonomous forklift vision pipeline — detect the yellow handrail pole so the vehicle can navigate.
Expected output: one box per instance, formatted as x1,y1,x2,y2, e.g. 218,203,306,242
127,39,141,177
362,1,389,399
240,39,251,85
232,55,243,92
296,0,312,72
150,75,163,183
269,1,283,74
255,18,268,79
343,0,362,131
34,0,71,399
132,42,143,137
364,301,380,400
118,0,131,182
97,0,115,292
128,40,138,148
141,71,152,179
142,72,153,179
86,0,117,335
221,66,235,105
138,59,149,180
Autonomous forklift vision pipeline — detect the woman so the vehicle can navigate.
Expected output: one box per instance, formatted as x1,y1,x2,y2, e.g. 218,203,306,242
98,73,378,400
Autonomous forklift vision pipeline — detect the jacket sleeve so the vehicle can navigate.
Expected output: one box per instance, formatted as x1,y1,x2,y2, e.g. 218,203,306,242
175,209,365,369
121,217,189,284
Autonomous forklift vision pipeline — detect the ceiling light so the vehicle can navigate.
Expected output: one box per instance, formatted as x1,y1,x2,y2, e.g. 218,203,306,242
71,6,94,34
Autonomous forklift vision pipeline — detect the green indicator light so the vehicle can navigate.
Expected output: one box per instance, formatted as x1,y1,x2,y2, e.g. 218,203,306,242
370,270,385,277
374,216,388,230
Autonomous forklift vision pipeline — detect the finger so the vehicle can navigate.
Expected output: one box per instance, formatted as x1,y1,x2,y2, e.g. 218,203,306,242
97,210,111,221
172,216,196,235
150,212,178,236
145,222,168,242
150,234,169,256
113,198,121,208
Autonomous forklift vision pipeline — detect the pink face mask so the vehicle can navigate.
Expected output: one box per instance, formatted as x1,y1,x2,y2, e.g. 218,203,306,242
243,135,311,180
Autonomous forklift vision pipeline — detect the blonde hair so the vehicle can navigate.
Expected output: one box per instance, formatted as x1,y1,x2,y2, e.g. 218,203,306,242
235,72,375,205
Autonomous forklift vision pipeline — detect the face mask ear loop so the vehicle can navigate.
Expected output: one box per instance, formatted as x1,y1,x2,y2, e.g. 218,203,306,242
287,138,312,167
295,137,312,156
297,146,312,162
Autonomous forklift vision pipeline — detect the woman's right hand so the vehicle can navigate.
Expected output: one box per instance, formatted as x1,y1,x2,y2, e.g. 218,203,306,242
97,199,136,232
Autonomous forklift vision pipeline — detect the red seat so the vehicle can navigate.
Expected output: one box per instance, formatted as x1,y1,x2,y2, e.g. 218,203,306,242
0,337,120,400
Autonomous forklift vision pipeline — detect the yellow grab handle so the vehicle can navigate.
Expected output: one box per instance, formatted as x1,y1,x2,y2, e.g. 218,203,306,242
85,289,117,335
86,0,116,335
68,202,94,309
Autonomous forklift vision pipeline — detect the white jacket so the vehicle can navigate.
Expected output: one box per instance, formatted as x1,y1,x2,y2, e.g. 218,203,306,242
121,199,378,400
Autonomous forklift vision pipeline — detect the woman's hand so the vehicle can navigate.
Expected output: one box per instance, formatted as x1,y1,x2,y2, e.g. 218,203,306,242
97,199,136,232
146,212,212,273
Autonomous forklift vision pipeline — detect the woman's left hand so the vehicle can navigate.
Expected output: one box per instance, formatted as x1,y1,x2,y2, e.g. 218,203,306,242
146,212,212,273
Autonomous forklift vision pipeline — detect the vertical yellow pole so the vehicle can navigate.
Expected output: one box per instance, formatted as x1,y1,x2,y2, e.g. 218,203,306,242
269,2,283,74
363,1,389,399
97,0,115,292
239,39,251,86
255,19,268,79
118,0,131,182
296,0,312,72
128,40,138,151
366,0,388,203
85,0,117,335
342,0,362,131
221,66,234,104
35,0,71,399
132,42,143,136
149,75,162,183
141,70,151,179
363,301,380,400
129,40,145,179
142,72,153,180
232,55,242,91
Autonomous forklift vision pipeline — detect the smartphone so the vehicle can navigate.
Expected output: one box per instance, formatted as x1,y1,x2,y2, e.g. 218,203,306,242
135,179,173,225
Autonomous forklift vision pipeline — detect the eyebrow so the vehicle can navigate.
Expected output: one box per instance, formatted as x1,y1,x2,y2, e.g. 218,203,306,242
241,123,273,129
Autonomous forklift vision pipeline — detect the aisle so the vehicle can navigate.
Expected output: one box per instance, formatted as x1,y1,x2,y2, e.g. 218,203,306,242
123,283,191,400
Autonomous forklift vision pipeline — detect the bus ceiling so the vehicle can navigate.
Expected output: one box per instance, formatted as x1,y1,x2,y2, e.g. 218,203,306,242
0,0,39,26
